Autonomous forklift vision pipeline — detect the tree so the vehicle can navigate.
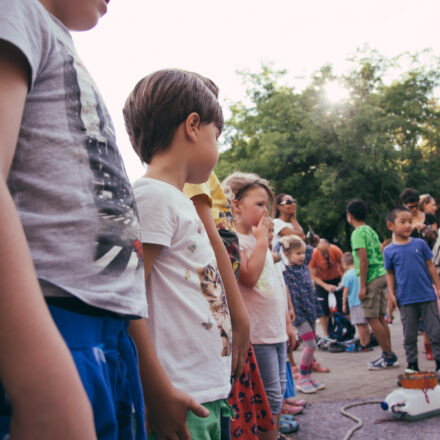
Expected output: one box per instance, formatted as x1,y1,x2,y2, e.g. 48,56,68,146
216,53,440,247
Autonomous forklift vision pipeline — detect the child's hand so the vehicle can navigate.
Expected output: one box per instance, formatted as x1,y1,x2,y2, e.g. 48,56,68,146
231,320,249,381
286,325,296,353
358,286,367,301
147,386,209,439
251,212,270,243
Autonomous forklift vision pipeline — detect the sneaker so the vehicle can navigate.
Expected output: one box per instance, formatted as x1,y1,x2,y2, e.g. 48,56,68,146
368,355,399,370
281,402,303,415
296,380,317,394
309,378,326,390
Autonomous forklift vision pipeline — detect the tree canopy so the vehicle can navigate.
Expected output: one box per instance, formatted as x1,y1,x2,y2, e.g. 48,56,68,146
215,52,440,248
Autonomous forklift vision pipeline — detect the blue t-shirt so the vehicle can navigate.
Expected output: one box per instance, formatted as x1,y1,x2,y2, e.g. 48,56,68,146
341,268,361,307
383,238,436,306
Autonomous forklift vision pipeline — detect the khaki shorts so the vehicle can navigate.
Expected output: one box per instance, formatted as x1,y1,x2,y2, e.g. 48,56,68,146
361,275,387,319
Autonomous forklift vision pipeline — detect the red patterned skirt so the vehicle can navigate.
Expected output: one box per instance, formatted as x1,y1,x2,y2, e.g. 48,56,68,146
228,345,275,438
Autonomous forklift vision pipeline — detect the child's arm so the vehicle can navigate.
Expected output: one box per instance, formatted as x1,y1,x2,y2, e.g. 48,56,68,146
286,286,295,322
356,248,368,301
0,42,96,439
239,213,270,288
191,194,250,380
342,287,349,314
129,243,209,438
426,259,440,299
386,268,398,315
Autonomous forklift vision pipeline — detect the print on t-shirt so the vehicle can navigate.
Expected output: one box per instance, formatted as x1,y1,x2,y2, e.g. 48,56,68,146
62,43,142,276
197,264,232,356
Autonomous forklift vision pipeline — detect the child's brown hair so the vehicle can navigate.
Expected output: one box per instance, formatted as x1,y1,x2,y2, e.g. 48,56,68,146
342,252,354,267
123,69,224,164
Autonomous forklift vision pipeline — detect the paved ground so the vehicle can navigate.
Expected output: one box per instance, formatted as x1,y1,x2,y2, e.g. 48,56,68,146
284,313,440,439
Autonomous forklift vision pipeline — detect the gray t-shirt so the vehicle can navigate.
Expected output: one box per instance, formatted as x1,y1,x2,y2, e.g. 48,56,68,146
0,0,147,317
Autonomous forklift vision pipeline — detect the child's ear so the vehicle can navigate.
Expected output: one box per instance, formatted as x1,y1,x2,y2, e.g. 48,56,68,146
386,220,394,232
184,112,201,142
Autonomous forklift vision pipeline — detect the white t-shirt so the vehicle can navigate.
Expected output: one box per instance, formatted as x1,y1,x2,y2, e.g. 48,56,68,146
238,233,288,345
133,178,232,403
272,218,295,250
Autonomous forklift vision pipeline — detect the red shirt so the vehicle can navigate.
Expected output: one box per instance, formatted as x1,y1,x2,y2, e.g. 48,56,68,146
309,244,343,281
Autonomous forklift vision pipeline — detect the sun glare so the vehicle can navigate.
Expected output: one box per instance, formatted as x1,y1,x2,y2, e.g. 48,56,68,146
324,81,349,103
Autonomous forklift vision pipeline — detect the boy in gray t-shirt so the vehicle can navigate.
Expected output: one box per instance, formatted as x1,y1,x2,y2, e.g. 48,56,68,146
0,1,206,438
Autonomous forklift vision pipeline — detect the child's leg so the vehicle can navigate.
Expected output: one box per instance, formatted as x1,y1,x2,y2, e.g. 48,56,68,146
356,323,370,347
399,303,420,365
420,300,440,362
295,322,316,380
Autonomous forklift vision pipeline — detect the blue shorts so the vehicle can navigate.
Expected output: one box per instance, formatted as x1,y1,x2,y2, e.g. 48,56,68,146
0,305,146,440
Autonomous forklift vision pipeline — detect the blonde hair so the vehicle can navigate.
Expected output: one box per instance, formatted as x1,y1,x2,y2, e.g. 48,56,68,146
419,194,433,212
279,234,305,254
222,171,274,207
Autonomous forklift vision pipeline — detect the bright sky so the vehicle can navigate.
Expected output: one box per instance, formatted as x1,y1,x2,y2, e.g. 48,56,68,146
73,0,440,181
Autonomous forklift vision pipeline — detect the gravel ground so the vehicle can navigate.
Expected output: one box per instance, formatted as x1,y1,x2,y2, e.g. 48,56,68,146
286,398,440,439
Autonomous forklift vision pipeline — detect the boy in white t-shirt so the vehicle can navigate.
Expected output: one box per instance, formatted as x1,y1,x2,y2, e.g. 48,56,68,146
124,69,234,438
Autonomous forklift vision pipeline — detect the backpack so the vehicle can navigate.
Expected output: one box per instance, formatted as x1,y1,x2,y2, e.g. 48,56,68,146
328,312,356,342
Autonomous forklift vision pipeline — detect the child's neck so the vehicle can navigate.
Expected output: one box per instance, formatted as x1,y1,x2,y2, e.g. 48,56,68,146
235,222,253,235
351,219,366,229
145,150,189,191
393,234,411,245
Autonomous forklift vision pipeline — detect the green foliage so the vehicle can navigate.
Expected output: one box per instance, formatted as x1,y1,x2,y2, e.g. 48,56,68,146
216,53,440,248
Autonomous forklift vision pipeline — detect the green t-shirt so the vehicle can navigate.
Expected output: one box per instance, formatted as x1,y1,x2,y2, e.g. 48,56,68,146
351,225,386,284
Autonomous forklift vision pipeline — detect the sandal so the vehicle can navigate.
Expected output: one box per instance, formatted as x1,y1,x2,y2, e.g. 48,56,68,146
279,418,299,434
281,403,303,415
312,361,330,373
284,397,307,406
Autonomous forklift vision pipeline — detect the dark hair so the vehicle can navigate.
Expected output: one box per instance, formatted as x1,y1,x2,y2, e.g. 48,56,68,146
387,206,410,223
346,199,368,221
274,193,288,218
123,69,224,164
400,188,419,205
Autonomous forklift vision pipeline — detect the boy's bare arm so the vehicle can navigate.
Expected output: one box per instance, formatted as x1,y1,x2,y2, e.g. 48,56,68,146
129,319,208,439
342,287,349,314
0,41,96,439
426,259,440,298
356,248,368,300
386,268,397,312
191,195,249,379
133,243,208,438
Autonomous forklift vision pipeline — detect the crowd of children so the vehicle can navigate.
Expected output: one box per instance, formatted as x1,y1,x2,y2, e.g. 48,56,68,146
2,2,440,440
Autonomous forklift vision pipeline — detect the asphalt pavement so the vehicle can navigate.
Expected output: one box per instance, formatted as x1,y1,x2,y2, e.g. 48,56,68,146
285,313,440,439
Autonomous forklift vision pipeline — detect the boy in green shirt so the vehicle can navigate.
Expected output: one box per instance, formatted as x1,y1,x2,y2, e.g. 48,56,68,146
347,199,398,370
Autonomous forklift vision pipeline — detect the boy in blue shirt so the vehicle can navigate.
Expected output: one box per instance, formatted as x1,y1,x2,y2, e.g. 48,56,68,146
384,207,440,373
341,252,371,350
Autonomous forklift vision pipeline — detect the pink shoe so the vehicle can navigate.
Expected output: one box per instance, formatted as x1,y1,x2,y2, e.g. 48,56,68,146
284,397,307,407
281,402,303,415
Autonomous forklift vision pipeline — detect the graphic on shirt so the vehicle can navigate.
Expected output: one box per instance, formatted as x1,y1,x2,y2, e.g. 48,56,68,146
197,264,232,356
256,257,275,295
63,48,142,276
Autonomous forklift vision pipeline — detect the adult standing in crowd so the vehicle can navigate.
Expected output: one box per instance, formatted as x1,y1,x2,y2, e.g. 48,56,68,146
272,194,306,252
419,194,438,217
309,239,344,337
